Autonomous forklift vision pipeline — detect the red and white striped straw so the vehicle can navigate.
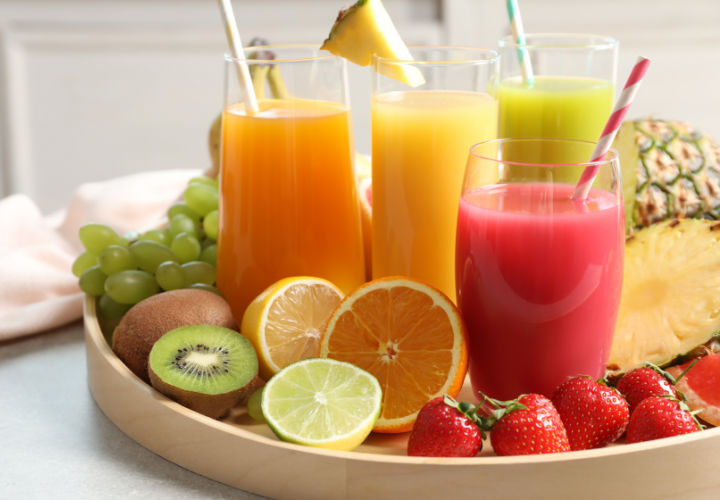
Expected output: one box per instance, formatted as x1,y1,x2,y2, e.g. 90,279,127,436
572,57,652,200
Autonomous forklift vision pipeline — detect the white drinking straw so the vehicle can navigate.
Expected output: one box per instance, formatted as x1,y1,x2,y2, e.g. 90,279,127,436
506,0,534,86
217,0,259,113
572,57,652,200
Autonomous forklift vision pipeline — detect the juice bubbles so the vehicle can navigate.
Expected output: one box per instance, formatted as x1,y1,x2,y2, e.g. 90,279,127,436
371,90,498,301
217,98,365,320
456,183,624,400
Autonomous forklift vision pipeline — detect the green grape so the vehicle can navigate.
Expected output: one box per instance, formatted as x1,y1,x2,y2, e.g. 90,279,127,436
139,228,170,246
170,232,201,263
203,210,219,241
98,293,132,319
72,251,98,277
155,261,186,291
121,230,141,248
182,261,216,286
246,388,265,422
169,213,200,239
167,202,201,224
78,223,121,254
79,266,107,296
105,270,159,305
98,245,136,275
129,240,178,273
188,176,218,188
201,237,215,249
189,283,223,297
200,244,217,267
184,183,219,217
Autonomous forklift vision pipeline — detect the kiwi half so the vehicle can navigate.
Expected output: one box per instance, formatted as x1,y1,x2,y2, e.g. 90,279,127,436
148,325,259,419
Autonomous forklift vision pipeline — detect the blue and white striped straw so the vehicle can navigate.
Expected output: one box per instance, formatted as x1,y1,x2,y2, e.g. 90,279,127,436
506,0,534,86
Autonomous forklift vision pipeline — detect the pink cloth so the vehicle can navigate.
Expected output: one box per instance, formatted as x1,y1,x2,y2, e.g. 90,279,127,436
0,169,199,341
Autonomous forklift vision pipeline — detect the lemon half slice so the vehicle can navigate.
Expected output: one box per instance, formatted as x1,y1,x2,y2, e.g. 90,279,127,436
241,277,343,380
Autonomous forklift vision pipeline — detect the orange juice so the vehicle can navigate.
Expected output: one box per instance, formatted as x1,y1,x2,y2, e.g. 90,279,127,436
217,98,365,320
371,90,498,301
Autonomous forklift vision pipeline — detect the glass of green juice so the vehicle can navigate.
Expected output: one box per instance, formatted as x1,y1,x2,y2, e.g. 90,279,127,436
497,33,618,180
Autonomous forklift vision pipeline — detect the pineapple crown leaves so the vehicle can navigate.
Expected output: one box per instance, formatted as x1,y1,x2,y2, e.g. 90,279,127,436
441,395,487,438
474,393,528,432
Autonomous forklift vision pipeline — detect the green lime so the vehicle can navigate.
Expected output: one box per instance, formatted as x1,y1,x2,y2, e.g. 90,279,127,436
261,358,382,451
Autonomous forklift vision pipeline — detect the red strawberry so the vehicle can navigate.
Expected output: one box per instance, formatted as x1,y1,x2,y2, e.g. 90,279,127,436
626,395,702,443
551,376,629,450
616,364,678,413
482,393,570,456
407,396,484,457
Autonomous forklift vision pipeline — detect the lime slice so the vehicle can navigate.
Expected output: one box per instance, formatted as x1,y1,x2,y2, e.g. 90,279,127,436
261,358,382,451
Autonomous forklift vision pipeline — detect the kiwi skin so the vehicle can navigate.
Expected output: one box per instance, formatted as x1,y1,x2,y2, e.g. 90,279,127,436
112,289,237,383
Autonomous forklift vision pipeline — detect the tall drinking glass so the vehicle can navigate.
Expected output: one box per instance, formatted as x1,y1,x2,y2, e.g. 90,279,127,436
498,34,617,179
217,45,365,321
456,138,624,400
372,47,499,302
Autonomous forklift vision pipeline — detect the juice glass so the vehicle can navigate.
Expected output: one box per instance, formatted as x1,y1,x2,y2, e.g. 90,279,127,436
498,34,617,179
456,138,624,400
217,45,365,321
372,47,499,302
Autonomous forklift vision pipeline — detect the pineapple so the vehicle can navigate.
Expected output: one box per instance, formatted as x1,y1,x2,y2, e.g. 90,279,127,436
607,218,720,375
321,0,424,87
614,119,720,233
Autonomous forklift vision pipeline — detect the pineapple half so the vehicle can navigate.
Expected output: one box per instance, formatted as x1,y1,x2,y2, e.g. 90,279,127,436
607,218,720,375
321,0,425,87
614,119,720,234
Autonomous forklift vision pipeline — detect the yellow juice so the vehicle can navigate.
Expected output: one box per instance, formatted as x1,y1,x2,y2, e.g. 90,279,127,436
371,90,498,301
217,98,365,320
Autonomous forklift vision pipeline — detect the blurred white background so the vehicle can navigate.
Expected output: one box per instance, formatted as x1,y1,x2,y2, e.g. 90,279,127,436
1,0,718,213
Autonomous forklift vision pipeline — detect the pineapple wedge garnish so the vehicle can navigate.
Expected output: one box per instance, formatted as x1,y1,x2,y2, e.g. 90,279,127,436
321,0,425,87
607,218,720,375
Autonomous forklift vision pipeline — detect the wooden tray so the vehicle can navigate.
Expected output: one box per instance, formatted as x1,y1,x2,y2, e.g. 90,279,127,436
84,295,720,499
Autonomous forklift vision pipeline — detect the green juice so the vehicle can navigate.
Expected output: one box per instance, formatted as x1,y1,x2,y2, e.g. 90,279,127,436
498,76,614,181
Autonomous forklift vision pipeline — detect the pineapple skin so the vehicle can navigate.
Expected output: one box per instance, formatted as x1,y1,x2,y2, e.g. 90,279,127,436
607,218,720,375
621,119,720,232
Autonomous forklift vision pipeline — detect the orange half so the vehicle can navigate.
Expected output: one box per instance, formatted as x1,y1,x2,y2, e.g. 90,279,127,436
319,276,468,433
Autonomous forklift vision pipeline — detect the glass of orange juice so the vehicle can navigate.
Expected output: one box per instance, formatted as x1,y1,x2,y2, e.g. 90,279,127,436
217,44,365,321
371,47,499,302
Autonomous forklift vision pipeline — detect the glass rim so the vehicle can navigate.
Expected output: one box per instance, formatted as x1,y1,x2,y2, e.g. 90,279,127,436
468,138,619,168
498,33,618,50
224,43,339,64
372,45,499,65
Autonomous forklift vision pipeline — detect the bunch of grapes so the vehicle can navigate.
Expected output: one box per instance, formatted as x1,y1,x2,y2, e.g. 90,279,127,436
72,176,221,319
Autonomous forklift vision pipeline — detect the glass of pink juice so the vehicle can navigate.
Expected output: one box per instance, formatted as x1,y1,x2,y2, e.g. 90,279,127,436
456,138,624,400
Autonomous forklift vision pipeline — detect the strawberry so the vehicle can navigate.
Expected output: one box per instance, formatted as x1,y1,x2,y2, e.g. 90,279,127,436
616,364,678,413
617,360,699,413
626,395,702,443
407,396,484,457
551,376,629,450
481,393,570,456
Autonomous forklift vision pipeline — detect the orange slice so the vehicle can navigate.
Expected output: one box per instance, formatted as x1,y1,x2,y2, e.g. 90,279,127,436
319,276,468,432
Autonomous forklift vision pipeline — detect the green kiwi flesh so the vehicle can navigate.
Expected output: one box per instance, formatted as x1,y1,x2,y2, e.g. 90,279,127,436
148,325,259,419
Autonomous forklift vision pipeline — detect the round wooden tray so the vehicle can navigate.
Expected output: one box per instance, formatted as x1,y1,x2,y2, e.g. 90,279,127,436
84,295,720,499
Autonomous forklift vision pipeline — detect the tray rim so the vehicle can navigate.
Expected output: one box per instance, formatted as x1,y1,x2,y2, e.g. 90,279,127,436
83,294,720,466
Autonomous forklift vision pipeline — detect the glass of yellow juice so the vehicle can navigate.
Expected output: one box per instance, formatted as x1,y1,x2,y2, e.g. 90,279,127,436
497,33,618,177
371,46,499,303
217,45,365,320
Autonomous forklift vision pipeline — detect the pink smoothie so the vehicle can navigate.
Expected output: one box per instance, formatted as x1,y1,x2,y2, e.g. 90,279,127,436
456,183,624,400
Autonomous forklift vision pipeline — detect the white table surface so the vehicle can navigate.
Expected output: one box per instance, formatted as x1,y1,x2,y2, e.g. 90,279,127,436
0,321,266,499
